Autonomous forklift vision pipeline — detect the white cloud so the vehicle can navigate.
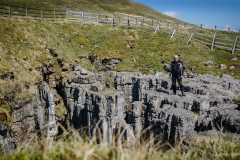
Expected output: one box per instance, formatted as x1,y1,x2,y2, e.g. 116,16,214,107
202,25,215,29
202,24,239,32
223,25,238,32
163,11,184,19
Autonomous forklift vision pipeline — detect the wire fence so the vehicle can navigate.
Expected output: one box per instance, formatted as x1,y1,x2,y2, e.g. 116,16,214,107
198,24,240,33
0,3,239,54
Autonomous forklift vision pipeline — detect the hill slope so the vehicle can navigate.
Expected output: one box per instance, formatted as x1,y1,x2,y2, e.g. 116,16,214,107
1,0,186,23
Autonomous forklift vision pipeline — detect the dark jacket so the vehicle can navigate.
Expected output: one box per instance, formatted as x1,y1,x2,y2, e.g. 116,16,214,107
169,60,184,76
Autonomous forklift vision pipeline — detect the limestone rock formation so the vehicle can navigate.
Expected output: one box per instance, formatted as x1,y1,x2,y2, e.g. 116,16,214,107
59,68,240,144
1,61,240,152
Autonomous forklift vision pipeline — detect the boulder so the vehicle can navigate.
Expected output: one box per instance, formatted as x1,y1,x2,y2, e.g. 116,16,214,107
164,63,170,72
219,64,227,70
204,61,213,66
229,66,235,70
149,69,155,75
62,63,71,71
231,57,238,61
189,66,196,71
80,68,89,75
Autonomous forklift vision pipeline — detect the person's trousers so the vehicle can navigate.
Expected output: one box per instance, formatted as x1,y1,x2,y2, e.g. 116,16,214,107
172,74,184,94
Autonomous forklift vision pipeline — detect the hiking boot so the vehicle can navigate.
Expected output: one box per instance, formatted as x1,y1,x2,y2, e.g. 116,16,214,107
173,92,176,95
182,92,186,96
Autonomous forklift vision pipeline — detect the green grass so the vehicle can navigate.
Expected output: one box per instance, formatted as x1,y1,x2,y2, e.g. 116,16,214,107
193,112,199,123
98,87,117,94
55,104,67,118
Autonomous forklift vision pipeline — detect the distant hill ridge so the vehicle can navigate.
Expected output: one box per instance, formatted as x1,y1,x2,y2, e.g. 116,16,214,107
0,0,185,23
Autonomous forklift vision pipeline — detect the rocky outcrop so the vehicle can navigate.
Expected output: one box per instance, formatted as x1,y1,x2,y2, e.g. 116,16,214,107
2,60,240,151
59,67,240,144
0,81,57,153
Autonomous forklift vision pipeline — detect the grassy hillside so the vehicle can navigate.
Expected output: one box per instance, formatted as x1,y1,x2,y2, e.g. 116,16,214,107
0,17,239,102
0,0,186,23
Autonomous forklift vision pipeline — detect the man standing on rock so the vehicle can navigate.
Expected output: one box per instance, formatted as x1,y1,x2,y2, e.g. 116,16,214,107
169,55,186,96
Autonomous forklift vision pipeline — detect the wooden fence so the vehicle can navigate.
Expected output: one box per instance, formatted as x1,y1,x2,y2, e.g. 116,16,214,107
0,3,239,54
0,4,66,21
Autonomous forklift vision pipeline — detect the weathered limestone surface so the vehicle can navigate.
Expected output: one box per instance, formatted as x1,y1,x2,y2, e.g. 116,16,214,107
0,82,57,153
61,68,240,143
0,114,12,154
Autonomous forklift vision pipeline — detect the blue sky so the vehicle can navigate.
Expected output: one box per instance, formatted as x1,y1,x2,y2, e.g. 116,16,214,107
132,0,240,32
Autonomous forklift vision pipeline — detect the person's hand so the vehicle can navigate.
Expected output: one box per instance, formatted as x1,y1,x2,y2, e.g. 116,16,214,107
169,75,171,79
181,75,183,78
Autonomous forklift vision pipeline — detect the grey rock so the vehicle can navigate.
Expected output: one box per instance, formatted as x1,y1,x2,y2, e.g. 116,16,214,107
80,68,89,75
229,66,235,70
90,82,105,92
231,57,238,61
204,61,213,66
189,66,196,71
74,65,82,71
164,63,170,72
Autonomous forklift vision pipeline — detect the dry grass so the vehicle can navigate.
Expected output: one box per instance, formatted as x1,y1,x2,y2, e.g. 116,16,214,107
0,123,240,160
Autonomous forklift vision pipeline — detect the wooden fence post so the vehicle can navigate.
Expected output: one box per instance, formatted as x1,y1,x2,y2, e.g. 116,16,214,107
99,15,101,22
97,13,99,23
193,27,196,41
127,16,129,28
170,28,177,39
112,15,114,27
228,27,230,31
154,21,160,34
54,10,55,21
26,7,27,17
211,32,216,50
66,11,67,21
9,5,11,17
154,25,159,34
82,12,84,23
41,9,43,21
176,23,178,29
185,22,186,28
200,24,202,28
215,25,217,29
232,36,238,54
187,32,194,44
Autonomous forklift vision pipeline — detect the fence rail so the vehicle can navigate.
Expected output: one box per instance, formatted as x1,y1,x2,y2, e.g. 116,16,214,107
0,3,239,54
